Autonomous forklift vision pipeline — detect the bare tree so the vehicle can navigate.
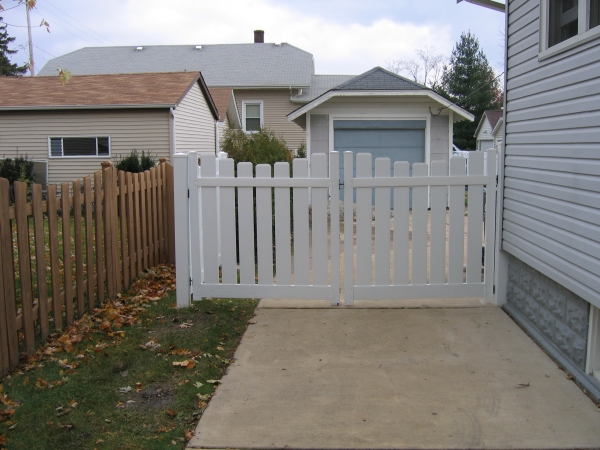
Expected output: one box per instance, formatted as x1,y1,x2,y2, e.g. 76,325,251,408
386,46,445,89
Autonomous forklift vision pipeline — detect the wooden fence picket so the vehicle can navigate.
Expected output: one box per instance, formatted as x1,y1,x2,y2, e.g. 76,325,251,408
0,161,176,376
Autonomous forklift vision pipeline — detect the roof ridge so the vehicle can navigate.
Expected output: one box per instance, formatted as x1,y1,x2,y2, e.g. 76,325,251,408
331,66,429,91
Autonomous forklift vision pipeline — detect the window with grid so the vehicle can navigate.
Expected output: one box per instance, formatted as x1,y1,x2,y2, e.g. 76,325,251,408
244,103,262,132
49,137,110,157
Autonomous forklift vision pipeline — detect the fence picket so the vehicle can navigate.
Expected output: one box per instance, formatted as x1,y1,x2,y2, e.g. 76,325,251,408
256,164,274,285
61,182,74,324
0,180,11,374
47,185,63,329
126,172,136,282
84,177,95,310
156,165,165,262
133,173,142,275
344,152,354,303
466,152,484,284
393,162,410,285
356,153,372,287
111,168,121,293
73,180,85,318
14,182,35,352
118,171,129,289
201,157,219,285
0,178,17,370
311,154,328,287
329,152,340,305
430,162,447,285
274,162,291,285
237,163,255,285
146,170,155,269
32,184,49,340
140,172,148,270
411,164,428,285
151,168,159,265
219,159,237,285
374,158,391,286
292,159,309,286
448,157,466,284
93,171,105,303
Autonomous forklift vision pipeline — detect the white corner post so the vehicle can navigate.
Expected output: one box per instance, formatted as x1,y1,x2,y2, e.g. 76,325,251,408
188,152,203,301
173,152,191,308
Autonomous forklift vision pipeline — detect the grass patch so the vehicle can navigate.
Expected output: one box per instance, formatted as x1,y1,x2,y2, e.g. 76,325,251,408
0,290,259,449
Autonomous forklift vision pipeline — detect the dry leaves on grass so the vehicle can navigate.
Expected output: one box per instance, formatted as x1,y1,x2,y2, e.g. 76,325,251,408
172,360,196,370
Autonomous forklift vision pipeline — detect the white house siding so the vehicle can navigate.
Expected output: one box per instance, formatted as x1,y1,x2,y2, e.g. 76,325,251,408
174,82,216,155
0,109,171,186
234,89,306,151
504,0,600,310
494,121,504,152
476,118,494,149
307,96,453,169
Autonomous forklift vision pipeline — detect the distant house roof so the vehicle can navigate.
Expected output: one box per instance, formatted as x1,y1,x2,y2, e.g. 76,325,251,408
37,44,314,88
288,67,474,122
208,87,241,128
0,72,219,119
292,75,355,102
474,109,504,138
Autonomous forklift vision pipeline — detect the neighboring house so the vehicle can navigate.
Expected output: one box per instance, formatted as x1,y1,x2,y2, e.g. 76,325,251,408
460,0,600,401
474,109,503,150
208,87,242,150
288,67,474,181
37,31,314,152
492,116,504,153
0,72,218,186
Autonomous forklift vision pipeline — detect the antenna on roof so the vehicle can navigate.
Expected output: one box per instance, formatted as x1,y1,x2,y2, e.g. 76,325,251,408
136,46,143,51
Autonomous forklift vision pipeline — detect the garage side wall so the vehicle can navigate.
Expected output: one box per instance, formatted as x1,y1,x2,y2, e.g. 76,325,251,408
0,109,171,186
174,82,216,155
430,115,449,169
310,114,329,155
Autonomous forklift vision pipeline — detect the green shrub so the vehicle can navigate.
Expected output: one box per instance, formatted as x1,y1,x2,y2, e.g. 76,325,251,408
220,127,291,175
296,142,307,159
114,149,156,173
0,155,35,185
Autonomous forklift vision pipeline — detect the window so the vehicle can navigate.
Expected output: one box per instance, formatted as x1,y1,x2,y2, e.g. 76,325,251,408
49,137,110,157
541,0,600,57
242,101,263,132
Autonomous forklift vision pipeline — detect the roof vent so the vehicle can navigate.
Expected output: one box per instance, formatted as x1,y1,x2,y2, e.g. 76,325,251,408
274,42,281,46
195,45,202,50
135,46,143,51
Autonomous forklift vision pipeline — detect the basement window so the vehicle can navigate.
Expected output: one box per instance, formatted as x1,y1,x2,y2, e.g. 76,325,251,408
49,137,110,157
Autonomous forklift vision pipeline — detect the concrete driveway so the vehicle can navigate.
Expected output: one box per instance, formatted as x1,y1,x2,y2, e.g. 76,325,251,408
188,305,600,449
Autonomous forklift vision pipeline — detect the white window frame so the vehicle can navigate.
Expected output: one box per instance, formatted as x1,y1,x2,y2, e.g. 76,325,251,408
242,100,263,133
48,136,111,158
539,0,600,60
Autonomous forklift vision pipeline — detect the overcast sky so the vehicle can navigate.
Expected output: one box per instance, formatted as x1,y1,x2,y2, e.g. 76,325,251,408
0,0,505,76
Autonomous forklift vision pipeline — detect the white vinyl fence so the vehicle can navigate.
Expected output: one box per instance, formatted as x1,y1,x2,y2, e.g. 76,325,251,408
174,149,497,306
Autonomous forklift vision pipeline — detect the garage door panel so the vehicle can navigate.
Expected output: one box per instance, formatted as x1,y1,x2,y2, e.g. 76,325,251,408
334,129,425,149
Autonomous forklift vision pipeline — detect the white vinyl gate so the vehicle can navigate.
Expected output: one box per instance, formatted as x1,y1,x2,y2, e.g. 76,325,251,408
174,150,497,307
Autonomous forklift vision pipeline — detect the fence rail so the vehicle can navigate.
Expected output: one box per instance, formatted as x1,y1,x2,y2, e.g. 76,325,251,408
0,160,175,377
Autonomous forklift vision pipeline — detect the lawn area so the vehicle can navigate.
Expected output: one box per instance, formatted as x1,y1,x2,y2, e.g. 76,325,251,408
0,265,259,449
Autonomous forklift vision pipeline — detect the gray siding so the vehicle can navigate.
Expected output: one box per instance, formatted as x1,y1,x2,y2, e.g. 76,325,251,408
310,114,329,155
430,115,449,168
174,82,216,155
504,0,600,308
0,109,171,186
234,89,306,151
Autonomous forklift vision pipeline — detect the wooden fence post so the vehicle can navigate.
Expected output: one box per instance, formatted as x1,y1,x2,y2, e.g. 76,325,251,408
0,178,17,372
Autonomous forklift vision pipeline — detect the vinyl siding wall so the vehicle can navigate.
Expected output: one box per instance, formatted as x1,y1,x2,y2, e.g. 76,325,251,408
234,89,305,151
307,97,452,169
174,82,216,155
0,109,171,186
476,118,494,144
504,0,600,309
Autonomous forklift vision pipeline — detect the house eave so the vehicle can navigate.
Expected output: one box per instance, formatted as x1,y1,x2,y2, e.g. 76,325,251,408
287,90,475,122
0,104,176,112
457,0,505,13
210,84,311,90
492,116,504,136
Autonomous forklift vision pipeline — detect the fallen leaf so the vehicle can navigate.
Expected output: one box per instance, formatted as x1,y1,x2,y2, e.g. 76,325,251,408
206,379,221,384
166,409,178,417
179,323,193,329
184,430,194,441
96,439,104,444
194,382,203,388
516,383,530,388
197,393,210,401
118,386,133,394
173,360,195,369
216,346,224,352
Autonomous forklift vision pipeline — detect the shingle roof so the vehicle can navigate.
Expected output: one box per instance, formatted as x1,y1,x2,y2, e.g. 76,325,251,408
37,44,314,87
333,67,427,91
292,75,355,102
0,72,205,109
208,87,233,122
484,110,503,130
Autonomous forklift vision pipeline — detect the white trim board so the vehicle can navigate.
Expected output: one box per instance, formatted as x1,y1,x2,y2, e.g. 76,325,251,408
287,90,475,122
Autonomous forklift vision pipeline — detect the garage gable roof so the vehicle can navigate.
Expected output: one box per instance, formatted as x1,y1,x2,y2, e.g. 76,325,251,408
287,67,474,122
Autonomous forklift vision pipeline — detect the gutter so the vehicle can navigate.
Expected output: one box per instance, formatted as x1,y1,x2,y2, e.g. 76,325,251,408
170,107,176,156
456,0,505,13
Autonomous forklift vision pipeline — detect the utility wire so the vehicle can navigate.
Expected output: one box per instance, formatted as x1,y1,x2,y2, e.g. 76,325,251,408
42,0,118,46
0,3,23,12
34,44,55,58
37,3,115,46
31,10,98,47
33,6,105,46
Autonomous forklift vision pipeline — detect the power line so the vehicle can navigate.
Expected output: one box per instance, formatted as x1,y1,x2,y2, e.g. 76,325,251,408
31,10,98,47
42,0,118,46
33,6,106,46
34,44,55,58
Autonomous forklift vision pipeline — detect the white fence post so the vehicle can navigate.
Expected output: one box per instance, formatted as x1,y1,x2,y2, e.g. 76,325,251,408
188,152,203,301
343,151,354,304
329,151,340,305
484,149,498,303
174,153,191,308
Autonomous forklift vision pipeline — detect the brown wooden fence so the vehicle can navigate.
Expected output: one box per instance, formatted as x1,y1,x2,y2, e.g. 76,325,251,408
0,160,175,377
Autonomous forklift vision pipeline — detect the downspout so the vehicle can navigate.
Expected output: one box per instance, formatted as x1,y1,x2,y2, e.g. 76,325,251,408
169,107,176,155
215,121,219,155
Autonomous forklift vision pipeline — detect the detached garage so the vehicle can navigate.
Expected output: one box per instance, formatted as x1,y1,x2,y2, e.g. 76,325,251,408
288,67,474,181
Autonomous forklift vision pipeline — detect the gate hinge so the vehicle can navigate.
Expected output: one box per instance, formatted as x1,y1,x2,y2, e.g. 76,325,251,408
339,181,344,189
190,277,192,286
493,285,496,294
188,189,190,198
